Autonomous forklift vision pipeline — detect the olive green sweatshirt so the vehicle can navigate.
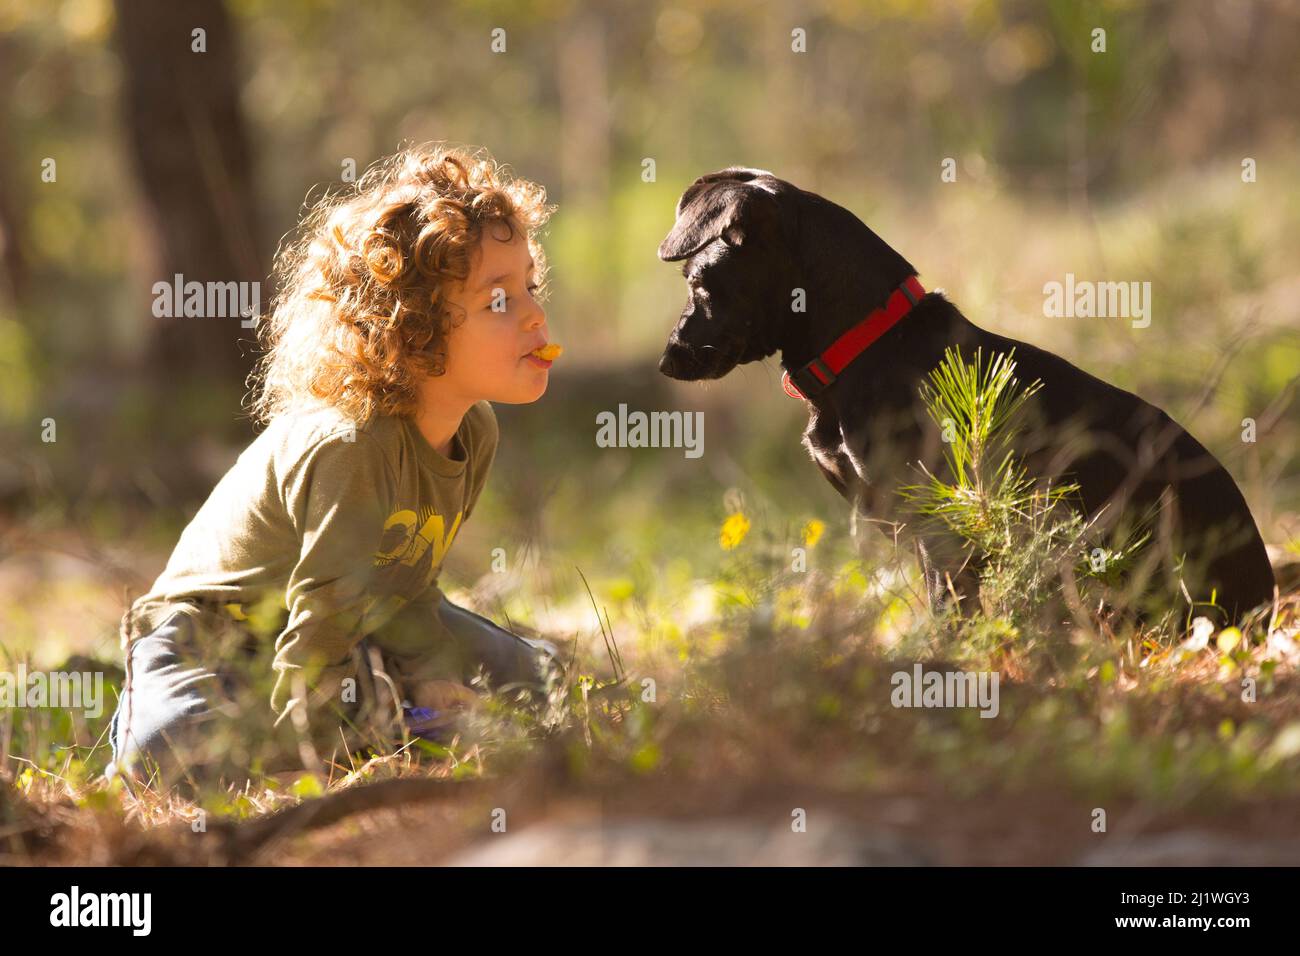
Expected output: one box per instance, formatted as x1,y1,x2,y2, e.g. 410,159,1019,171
119,400,498,718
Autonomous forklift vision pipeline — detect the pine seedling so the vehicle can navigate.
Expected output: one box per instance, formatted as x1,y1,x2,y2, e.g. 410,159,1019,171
901,347,1078,549
899,347,1091,619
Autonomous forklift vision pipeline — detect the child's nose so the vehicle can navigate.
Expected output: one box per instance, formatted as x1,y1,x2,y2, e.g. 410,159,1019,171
523,299,546,329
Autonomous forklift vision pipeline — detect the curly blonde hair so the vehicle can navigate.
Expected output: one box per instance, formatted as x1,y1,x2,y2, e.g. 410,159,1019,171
247,142,555,427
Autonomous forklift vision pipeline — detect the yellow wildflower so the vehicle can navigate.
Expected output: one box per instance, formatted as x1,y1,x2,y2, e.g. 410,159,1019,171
720,512,751,550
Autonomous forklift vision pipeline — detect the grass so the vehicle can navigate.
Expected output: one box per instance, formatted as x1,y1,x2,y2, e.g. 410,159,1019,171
3,483,1299,864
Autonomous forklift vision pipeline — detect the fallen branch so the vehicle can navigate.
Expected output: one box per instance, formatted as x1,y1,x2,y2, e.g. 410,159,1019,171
209,775,489,864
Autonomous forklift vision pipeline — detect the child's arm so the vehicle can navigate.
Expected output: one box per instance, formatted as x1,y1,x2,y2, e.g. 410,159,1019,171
269,429,399,720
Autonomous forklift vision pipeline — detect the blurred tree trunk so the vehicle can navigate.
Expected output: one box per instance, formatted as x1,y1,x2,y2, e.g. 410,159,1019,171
558,11,610,208
112,0,262,405
557,10,615,350
0,33,28,307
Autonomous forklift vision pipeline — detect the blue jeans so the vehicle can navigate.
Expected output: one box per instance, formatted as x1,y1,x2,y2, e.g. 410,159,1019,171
107,598,561,789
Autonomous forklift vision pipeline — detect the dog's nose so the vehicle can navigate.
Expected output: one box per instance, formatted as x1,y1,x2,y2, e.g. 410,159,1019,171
658,351,677,376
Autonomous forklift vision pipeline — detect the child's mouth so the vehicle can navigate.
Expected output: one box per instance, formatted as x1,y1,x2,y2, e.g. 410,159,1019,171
523,342,561,369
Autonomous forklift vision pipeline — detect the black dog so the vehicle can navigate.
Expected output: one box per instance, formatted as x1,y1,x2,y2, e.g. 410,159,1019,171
657,167,1276,622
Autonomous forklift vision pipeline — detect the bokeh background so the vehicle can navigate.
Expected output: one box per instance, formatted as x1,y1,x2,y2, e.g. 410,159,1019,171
3,1,1300,862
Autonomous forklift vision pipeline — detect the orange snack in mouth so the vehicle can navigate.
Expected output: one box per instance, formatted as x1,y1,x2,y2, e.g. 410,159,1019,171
531,343,562,361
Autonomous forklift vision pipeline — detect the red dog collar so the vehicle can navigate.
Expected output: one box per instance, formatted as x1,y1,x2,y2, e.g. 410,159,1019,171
782,275,926,400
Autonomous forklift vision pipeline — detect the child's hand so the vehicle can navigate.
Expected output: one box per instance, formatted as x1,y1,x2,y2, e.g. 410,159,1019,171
307,661,355,708
270,659,355,724
409,678,478,712
402,679,479,741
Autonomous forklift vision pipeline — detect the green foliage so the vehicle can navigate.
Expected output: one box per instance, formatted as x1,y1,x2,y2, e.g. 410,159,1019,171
898,346,1159,643
901,347,1087,617
903,347,1075,545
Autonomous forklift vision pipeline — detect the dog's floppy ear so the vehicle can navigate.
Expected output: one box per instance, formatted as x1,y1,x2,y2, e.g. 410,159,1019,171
658,169,778,262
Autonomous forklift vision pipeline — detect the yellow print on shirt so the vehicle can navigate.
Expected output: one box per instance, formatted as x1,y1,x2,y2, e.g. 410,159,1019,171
374,505,464,593
221,505,463,627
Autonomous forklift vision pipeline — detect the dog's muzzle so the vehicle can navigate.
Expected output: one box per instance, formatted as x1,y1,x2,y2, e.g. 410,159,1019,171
658,339,741,380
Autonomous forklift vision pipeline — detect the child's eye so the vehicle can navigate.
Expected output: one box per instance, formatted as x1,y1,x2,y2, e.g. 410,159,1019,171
489,283,540,310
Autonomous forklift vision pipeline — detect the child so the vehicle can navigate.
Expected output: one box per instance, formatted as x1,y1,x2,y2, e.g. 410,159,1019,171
107,143,563,791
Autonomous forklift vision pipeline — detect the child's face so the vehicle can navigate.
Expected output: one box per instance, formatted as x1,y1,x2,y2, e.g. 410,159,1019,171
439,221,551,404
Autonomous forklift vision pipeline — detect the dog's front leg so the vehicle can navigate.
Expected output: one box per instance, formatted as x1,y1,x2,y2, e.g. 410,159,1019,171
914,535,982,618
913,536,959,615
913,536,941,612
